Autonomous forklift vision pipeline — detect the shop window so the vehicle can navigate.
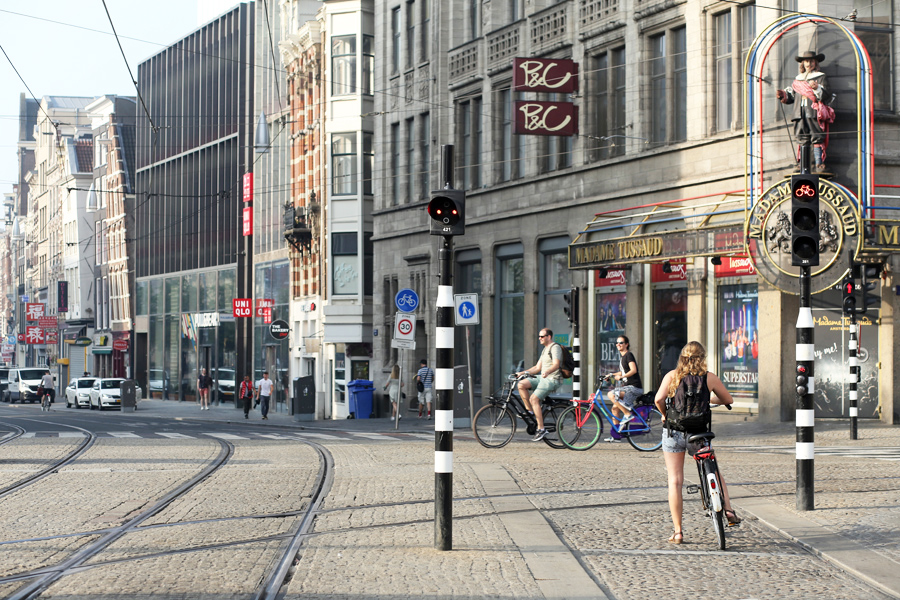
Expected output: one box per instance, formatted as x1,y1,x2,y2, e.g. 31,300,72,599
136,280,148,316
199,272,217,312
218,268,236,311
717,282,759,403
495,244,524,385
596,284,627,376
165,277,180,314
652,287,687,389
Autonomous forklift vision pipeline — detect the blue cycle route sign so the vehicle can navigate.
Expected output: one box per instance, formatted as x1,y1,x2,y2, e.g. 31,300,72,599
395,288,419,313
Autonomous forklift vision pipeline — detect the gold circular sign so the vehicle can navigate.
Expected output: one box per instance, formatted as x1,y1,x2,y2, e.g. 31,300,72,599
745,178,861,294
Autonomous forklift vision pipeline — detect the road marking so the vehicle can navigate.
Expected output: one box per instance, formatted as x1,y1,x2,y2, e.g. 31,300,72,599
156,433,196,439
58,432,87,438
107,432,141,438
729,445,900,461
255,434,297,440
201,433,248,440
21,433,35,438
353,433,399,441
297,433,343,440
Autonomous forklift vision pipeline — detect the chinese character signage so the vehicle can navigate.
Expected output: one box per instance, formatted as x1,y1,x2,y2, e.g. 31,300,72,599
243,206,253,236
243,172,253,202
25,326,44,344
58,281,68,313
26,303,45,322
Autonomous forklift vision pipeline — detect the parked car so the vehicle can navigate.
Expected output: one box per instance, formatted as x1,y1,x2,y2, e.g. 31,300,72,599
65,377,98,409
89,378,143,410
215,368,235,403
6,368,51,403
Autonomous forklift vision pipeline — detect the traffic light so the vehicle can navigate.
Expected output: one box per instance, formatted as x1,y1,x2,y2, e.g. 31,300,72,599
563,287,579,323
790,174,820,267
861,263,881,314
796,364,809,396
841,276,856,315
427,189,465,236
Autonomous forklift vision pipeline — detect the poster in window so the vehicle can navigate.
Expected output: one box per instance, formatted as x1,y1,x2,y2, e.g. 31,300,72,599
596,292,626,375
717,283,758,401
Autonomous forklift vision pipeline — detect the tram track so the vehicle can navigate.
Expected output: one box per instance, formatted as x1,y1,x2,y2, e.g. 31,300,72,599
0,432,333,600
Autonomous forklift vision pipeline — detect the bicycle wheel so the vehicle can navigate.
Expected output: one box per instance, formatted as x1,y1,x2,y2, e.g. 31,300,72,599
557,405,603,451
711,503,726,550
541,404,568,449
472,404,516,448
626,408,663,452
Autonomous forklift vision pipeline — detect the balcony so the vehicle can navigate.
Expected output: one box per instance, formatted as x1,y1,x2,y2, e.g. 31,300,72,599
448,38,481,88
486,21,523,75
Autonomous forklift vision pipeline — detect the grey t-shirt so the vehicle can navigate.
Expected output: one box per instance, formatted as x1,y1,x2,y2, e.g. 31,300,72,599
540,344,563,382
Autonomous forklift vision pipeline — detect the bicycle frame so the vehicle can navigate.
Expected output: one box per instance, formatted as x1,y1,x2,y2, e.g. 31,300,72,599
571,381,654,437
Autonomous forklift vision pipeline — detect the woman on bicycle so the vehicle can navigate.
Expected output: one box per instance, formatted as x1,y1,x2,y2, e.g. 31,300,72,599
654,341,740,544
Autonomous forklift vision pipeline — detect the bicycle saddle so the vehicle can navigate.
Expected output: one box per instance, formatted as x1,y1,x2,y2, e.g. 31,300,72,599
687,432,716,444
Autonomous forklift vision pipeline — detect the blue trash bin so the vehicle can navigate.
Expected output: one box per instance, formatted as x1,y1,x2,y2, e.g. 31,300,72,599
347,380,374,419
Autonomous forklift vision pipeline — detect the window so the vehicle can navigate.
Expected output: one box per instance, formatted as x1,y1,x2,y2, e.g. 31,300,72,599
332,233,359,295
855,0,892,110
332,133,357,195
332,35,356,95
420,113,430,198
406,1,415,68
391,123,401,205
363,35,374,94
391,7,401,75
421,0,430,60
544,93,573,172
406,118,416,202
714,12,733,132
458,97,483,190
469,0,480,39
738,5,755,125
649,27,687,146
592,47,626,160
509,0,519,22
496,244,524,385
363,132,373,195
540,238,573,394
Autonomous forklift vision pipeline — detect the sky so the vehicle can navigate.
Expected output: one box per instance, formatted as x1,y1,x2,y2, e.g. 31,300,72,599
0,0,239,197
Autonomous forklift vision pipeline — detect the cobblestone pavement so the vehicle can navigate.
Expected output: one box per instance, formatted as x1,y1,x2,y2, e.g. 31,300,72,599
0,402,897,599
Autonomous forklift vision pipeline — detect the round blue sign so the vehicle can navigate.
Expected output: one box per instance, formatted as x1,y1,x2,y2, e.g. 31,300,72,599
458,301,476,320
395,288,419,313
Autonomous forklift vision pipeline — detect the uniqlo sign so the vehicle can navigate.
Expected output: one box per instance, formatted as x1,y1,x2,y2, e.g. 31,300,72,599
243,172,253,202
243,206,253,236
26,303,45,321
233,298,252,318
25,326,44,344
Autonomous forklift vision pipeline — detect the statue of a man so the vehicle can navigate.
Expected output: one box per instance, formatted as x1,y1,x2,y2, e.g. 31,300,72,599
775,50,835,173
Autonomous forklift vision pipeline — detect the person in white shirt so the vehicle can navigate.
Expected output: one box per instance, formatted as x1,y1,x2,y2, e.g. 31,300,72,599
255,371,274,420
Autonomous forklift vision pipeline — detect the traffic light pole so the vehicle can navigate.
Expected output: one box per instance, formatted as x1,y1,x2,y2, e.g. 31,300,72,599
796,266,815,511
848,310,859,440
434,145,456,551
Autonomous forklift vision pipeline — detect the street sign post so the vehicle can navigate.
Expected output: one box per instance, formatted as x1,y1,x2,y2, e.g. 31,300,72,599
395,288,419,313
391,312,416,349
454,293,479,428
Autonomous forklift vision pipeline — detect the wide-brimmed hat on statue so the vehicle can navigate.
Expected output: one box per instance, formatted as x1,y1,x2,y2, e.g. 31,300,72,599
796,51,825,63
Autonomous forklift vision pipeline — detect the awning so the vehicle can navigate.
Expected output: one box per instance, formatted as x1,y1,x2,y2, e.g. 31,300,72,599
568,189,747,270
92,348,112,355
62,325,86,341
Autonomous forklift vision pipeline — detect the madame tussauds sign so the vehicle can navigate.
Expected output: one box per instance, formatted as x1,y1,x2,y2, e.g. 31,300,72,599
745,177,861,294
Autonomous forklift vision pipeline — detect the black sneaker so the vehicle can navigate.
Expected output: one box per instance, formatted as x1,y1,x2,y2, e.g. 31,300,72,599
532,428,547,442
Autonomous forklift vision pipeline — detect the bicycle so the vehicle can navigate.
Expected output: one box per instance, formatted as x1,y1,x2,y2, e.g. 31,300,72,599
556,374,663,452
472,374,569,449
40,390,51,412
684,406,734,550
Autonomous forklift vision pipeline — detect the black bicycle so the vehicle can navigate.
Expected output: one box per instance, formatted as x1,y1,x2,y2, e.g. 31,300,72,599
472,374,569,449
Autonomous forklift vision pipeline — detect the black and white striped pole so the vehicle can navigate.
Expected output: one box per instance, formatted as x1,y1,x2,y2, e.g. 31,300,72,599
848,315,859,440
791,154,818,512
427,145,465,550
564,287,580,403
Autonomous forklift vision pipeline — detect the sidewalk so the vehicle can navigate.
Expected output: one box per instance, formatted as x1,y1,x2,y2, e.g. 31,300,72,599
128,399,900,598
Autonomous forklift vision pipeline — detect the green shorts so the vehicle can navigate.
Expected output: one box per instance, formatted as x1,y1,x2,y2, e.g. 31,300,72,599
523,376,561,401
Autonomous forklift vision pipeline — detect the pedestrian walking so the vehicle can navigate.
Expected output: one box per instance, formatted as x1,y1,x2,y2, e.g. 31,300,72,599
255,371,274,420
385,365,403,421
197,367,212,410
239,374,253,419
654,341,741,544
416,359,434,419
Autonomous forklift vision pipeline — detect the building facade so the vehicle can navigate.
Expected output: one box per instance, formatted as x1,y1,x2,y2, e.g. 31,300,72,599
372,0,900,423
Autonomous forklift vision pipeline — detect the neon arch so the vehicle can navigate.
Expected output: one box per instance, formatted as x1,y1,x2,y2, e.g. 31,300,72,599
744,14,874,217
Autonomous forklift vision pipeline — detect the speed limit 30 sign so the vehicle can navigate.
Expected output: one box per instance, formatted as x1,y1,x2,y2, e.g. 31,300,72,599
392,312,416,349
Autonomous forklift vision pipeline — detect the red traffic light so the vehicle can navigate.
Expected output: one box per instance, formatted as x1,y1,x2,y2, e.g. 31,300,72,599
844,281,855,295
794,183,816,198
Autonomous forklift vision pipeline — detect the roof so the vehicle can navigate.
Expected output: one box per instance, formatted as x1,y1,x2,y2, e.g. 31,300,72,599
42,96,97,111
74,138,93,173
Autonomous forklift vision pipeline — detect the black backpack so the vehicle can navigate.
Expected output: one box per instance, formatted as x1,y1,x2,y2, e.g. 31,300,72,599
665,373,711,433
554,344,576,379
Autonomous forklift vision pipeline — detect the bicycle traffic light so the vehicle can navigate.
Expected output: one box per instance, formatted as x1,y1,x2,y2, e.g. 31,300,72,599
790,174,820,267
860,263,881,314
563,287,579,323
796,364,809,397
841,276,856,315
427,189,465,236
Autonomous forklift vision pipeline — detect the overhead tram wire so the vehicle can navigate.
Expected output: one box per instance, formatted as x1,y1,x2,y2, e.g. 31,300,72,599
0,42,60,137
100,0,155,133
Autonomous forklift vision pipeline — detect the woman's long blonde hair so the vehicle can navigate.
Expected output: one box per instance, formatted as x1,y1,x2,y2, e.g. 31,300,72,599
390,364,400,379
667,341,708,397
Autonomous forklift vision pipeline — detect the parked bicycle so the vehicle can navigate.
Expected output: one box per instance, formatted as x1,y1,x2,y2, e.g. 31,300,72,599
685,406,735,550
556,374,663,451
472,374,569,449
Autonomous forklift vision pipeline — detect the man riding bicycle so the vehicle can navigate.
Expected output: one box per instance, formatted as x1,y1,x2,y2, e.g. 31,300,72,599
516,328,563,442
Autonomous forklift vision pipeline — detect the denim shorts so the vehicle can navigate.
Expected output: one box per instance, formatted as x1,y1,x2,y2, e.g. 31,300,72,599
613,385,643,410
661,428,704,455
